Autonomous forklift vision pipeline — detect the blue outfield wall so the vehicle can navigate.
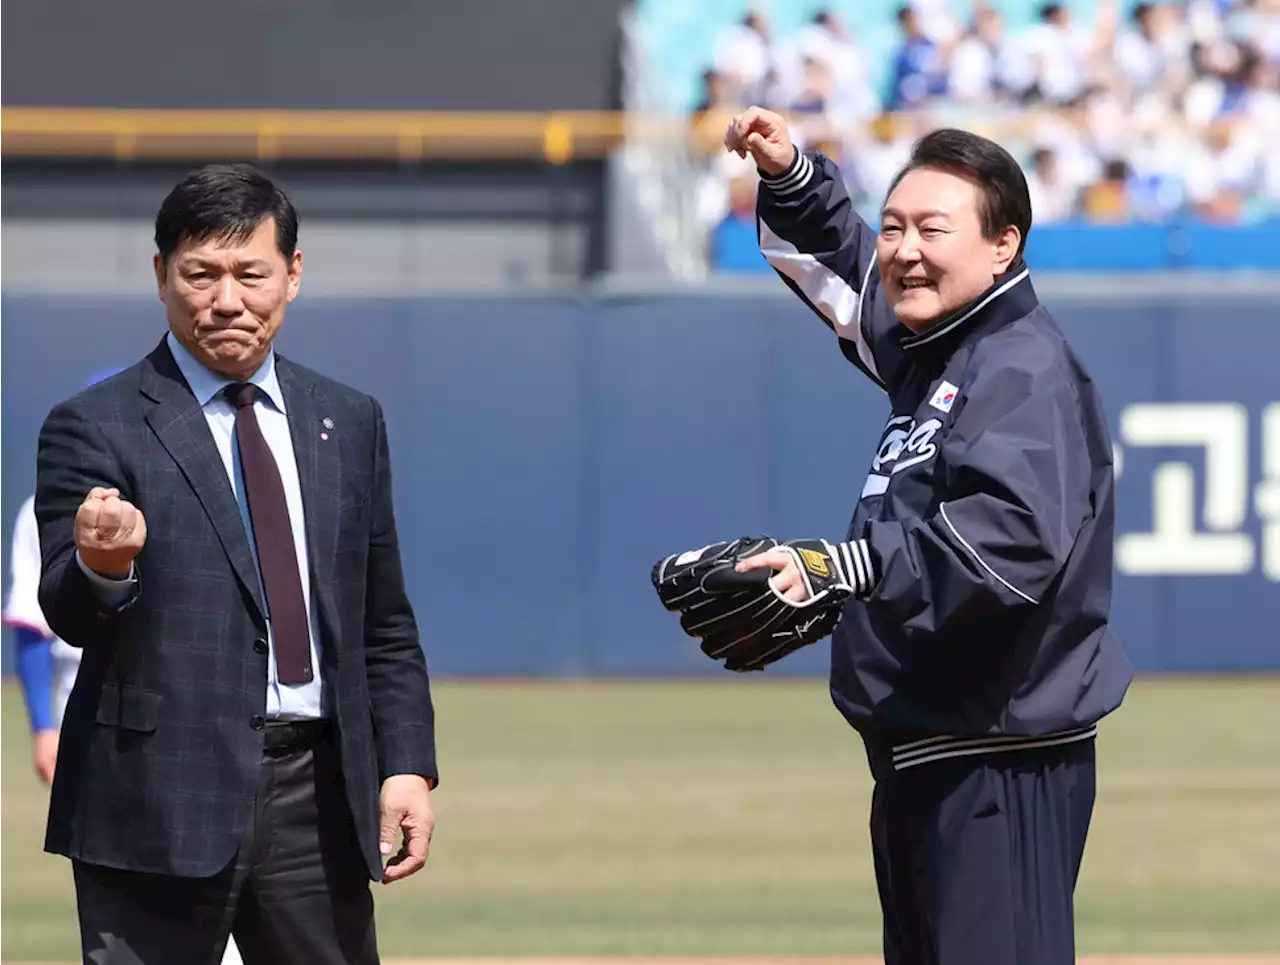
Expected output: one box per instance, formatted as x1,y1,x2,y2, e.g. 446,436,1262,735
2,283,1277,675
713,222,1280,274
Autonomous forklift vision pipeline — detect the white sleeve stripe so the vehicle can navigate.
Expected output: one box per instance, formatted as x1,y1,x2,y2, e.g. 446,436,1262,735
757,217,882,385
759,150,803,185
761,153,814,195
769,158,811,193
858,540,875,594
938,503,1039,605
778,154,814,193
844,539,874,595
762,158,804,191
847,542,863,594
842,541,862,593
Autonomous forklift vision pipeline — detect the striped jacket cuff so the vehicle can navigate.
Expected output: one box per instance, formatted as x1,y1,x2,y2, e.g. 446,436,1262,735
759,149,815,197
834,538,876,597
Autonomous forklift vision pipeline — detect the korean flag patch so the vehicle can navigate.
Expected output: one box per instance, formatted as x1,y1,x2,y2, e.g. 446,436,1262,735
928,380,959,414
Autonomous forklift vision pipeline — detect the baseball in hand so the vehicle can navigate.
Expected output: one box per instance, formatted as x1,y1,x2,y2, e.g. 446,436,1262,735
723,106,796,177
75,487,146,579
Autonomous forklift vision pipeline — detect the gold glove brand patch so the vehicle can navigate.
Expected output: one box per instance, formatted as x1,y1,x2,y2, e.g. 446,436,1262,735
798,547,829,577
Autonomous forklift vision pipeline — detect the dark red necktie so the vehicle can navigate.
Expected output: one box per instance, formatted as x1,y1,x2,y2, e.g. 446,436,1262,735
225,382,313,685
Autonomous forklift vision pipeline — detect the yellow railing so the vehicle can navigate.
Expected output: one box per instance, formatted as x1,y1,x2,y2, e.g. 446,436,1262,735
0,107,680,163
5,104,1181,164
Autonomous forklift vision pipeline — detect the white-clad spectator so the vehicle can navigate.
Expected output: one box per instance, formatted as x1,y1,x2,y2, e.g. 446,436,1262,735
1082,81,1134,169
909,0,960,45
1126,113,1193,220
695,149,755,237
1026,146,1079,222
1030,96,1105,197
790,56,838,118
713,11,775,106
847,113,917,214
1020,2,1116,105
1227,0,1280,65
1185,0,1229,43
1184,117,1265,221
1183,39,1241,127
1238,52,1280,129
787,56,846,154
788,10,878,122
1259,136,1280,213
1115,3,1192,95
1188,42,1268,123
949,7,1018,103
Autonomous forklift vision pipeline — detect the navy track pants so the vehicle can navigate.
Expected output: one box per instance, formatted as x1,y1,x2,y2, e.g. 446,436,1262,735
868,739,1096,965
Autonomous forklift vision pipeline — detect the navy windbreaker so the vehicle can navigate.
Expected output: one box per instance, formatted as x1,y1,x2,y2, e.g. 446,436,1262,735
757,150,1133,770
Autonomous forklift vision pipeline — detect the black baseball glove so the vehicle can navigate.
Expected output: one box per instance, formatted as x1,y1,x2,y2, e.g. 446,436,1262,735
651,536,865,672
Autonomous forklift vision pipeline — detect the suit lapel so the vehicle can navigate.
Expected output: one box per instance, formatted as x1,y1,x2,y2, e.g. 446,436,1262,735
277,359,343,645
140,342,268,624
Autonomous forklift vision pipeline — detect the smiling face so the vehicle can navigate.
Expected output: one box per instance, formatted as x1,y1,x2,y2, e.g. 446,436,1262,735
154,217,302,380
876,166,1020,333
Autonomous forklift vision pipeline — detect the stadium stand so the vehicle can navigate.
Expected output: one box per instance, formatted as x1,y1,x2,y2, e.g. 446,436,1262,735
624,0,1280,272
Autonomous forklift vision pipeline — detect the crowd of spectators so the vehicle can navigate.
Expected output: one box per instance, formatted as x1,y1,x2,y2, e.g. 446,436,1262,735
690,0,1280,262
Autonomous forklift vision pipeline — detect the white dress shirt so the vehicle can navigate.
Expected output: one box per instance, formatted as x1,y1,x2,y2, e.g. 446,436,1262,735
80,333,325,719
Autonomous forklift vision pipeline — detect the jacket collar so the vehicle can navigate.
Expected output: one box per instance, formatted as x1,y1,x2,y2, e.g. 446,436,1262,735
898,259,1038,364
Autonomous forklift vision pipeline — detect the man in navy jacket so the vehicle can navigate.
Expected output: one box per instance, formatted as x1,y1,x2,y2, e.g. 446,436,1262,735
726,107,1132,965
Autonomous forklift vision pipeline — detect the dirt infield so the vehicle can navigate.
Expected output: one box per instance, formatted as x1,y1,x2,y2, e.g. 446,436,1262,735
16,957,1280,964
13,957,1280,965
373,952,1280,957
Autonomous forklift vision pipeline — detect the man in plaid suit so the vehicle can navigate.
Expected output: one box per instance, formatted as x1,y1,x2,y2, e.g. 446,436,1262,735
35,163,438,965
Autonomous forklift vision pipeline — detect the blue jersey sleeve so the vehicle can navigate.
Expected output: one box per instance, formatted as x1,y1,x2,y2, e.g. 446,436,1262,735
14,626,56,732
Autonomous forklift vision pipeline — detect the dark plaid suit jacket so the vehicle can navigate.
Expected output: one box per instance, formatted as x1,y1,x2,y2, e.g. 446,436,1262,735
35,338,437,880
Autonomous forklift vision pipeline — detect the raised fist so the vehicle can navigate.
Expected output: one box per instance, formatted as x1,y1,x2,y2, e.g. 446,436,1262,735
75,487,146,579
723,106,797,177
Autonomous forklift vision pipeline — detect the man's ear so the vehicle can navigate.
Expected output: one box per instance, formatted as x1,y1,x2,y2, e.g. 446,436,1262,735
286,250,303,303
993,225,1021,274
153,254,168,303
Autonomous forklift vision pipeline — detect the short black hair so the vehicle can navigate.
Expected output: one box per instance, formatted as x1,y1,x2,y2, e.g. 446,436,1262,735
1103,158,1130,181
154,163,298,265
884,128,1033,257
1040,3,1063,21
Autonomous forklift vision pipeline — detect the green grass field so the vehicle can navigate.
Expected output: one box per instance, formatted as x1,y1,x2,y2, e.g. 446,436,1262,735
4,677,1279,961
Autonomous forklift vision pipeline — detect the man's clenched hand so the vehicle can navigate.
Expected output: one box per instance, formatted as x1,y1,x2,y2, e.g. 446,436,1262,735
724,106,797,177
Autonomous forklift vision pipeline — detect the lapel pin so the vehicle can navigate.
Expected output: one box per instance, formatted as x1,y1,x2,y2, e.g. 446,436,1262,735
321,417,334,441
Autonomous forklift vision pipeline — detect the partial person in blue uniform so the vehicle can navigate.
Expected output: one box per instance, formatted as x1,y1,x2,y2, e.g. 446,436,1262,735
6,492,73,783
723,106,1133,965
